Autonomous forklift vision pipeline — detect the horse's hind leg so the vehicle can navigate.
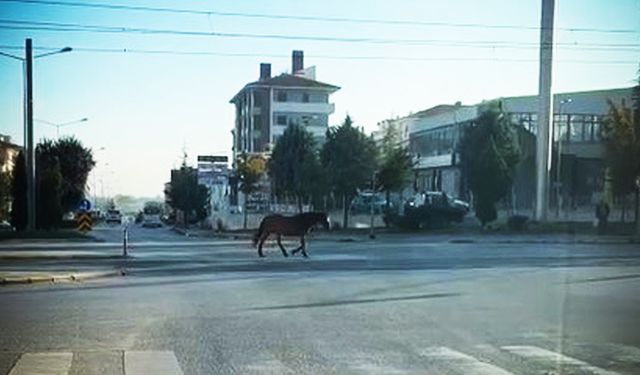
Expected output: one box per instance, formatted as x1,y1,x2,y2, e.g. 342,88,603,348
300,236,309,258
258,232,269,257
291,237,302,256
276,234,289,257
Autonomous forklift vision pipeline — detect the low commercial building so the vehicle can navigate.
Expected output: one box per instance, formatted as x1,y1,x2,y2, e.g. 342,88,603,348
390,87,633,210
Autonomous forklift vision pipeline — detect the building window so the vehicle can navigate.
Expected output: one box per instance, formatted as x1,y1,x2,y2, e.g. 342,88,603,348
568,116,584,142
276,115,286,125
302,93,309,103
276,91,287,102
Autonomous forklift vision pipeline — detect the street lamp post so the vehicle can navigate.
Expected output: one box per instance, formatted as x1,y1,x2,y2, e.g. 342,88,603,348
36,118,88,138
0,39,72,230
555,98,572,219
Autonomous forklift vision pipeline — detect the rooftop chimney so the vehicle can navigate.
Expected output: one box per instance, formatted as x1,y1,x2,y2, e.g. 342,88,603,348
292,50,304,74
259,63,271,80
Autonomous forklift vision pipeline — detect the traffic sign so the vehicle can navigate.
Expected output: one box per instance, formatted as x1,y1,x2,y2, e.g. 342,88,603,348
76,212,92,232
78,199,92,212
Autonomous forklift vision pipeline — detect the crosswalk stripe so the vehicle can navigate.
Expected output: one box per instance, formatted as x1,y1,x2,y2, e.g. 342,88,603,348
124,351,183,375
501,345,620,375
9,352,73,375
420,346,514,375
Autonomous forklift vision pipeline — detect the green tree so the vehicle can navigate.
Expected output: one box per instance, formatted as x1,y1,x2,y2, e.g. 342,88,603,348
10,151,27,231
377,146,413,211
52,137,95,213
602,98,640,222
376,120,413,213
236,152,266,229
269,124,323,212
459,101,520,226
36,158,63,230
0,170,10,222
321,115,378,228
168,160,210,227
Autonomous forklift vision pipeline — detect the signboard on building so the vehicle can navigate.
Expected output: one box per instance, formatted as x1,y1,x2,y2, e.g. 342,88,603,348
198,155,228,163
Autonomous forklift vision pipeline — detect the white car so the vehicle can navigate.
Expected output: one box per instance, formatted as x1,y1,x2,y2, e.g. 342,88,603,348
142,214,162,228
105,209,122,224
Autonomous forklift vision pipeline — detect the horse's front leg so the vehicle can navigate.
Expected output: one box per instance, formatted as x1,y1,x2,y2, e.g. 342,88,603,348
258,232,269,257
276,234,289,257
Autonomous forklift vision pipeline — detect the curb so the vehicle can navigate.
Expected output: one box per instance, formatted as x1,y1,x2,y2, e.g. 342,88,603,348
0,269,126,286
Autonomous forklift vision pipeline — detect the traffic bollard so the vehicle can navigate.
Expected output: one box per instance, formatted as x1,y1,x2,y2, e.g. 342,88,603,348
123,225,128,257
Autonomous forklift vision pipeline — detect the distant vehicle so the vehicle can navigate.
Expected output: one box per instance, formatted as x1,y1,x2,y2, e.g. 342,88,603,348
350,192,390,214
105,209,122,224
142,201,163,228
0,221,14,232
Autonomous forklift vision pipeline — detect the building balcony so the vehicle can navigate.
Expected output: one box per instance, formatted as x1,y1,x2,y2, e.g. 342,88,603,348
272,101,335,114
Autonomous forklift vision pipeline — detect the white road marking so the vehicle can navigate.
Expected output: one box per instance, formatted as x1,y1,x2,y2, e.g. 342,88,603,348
420,346,514,375
124,351,183,375
9,352,73,375
245,359,293,374
502,345,620,375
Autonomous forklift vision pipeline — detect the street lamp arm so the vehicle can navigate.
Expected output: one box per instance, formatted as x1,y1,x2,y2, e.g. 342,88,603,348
58,118,88,127
35,117,88,127
34,47,72,59
34,118,58,126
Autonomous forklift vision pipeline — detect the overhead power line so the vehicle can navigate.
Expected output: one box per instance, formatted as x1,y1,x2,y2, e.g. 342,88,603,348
0,0,638,34
0,44,636,65
0,19,638,51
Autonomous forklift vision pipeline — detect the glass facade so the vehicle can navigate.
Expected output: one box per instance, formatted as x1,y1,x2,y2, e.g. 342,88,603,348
510,112,602,143
409,125,457,157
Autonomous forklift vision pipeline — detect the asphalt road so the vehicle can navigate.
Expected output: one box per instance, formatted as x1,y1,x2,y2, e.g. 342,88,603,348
0,225,639,374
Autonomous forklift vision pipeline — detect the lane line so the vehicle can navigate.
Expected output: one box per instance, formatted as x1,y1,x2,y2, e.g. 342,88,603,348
502,345,620,375
124,351,183,375
9,352,73,375
420,346,514,375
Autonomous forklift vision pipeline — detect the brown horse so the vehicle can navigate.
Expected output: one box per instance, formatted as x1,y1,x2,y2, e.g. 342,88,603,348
252,212,330,258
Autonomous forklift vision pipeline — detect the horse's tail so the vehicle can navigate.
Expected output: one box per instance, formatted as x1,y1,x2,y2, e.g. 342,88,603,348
252,218,265,247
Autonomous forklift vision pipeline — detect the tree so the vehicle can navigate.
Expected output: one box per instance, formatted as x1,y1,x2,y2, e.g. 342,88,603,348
376,120,413,212
0,170,10,222
10,151,27,231
602,98,640,222
36,157,63,230
168,160,210,227
377,146,413,211
269,124,323,212
235,152,266,229
321,115,378,228
459,101,520,226
52,137,96,213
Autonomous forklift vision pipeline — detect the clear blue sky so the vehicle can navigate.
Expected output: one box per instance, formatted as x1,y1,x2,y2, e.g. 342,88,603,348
0,0,638,197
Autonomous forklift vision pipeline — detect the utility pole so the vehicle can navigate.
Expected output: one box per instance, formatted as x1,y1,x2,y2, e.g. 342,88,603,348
25,38,36,231
535,0,556,222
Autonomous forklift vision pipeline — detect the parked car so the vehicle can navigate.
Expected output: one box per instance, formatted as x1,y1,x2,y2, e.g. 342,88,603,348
350,192,390,214
387,191,469,229
0,221,14,232
105,209,122,224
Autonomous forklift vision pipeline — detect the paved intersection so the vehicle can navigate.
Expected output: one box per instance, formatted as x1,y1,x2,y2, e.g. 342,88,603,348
0,225,639,374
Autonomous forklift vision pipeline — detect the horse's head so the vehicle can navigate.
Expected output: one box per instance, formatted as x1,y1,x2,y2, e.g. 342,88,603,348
316,212,330,231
